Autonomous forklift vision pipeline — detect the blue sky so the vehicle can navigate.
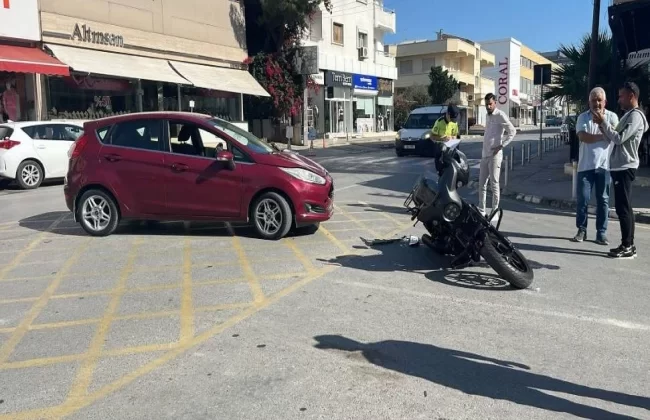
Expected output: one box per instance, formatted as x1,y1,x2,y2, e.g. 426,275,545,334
383,0,610,52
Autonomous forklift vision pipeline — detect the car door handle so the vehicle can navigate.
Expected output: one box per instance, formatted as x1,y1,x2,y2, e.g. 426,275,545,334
36,145,46,149
171,163,189,172
103,154,122,162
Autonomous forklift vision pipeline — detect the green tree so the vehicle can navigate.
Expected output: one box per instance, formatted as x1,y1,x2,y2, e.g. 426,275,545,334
427,66,459,104
545,32,649,112
243,0,332,119
394,85,431,129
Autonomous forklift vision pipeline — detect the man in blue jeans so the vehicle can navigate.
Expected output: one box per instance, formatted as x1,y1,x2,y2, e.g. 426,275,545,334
572,87,619,245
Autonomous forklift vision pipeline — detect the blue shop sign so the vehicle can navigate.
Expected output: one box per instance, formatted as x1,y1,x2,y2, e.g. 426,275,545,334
352,74,377,91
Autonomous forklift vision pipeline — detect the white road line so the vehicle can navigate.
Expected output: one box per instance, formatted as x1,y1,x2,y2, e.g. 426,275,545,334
335,280,650,332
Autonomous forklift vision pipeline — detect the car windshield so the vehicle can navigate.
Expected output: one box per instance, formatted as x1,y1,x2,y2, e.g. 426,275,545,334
403,113,442,129
207,118,274,154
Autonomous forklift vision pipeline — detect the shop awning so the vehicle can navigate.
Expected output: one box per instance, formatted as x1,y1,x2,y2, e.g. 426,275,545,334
169,61,270,97
0,45,70,76
45,44,190,85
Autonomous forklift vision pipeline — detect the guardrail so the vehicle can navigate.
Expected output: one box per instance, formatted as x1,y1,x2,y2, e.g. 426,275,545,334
502,131,570,195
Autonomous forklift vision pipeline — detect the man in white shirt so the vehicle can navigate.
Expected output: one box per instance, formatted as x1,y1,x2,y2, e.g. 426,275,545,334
478,93,517,216
572,87,619,245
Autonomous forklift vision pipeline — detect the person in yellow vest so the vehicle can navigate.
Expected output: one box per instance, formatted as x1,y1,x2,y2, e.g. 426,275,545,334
431,104,460,142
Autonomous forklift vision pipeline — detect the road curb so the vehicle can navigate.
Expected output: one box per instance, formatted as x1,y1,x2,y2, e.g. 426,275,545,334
466,180,650,225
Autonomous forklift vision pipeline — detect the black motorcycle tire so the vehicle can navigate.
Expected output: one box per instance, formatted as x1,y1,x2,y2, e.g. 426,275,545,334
479,231,534,289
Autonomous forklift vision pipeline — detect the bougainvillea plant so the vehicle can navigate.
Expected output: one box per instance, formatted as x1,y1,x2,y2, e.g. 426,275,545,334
244,0,333,119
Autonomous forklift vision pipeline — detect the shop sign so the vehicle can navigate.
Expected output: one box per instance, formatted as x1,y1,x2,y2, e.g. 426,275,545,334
0,0,39,41
310,72,325,85
497,57,509,105
352,74,377,91
326,71,353,88
72,23,124,48
377,78,393,97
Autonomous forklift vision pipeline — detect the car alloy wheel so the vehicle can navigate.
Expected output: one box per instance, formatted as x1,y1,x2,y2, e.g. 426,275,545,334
81,195,113,232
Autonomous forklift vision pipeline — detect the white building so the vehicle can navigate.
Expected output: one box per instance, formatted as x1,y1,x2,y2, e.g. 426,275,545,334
479,38,561,127
301,0,398,137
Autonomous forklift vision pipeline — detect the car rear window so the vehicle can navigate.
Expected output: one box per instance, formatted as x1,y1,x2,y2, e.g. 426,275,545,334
96,125,111,142
0,126,13,139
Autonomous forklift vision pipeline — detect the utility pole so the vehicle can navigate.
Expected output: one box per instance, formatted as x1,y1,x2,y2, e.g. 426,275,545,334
587,0,601,95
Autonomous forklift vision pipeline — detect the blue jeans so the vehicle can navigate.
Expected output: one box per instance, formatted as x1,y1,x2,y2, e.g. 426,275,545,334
576,168,610,238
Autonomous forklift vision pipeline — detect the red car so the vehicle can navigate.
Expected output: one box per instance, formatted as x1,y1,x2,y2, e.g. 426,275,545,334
64,112,334,240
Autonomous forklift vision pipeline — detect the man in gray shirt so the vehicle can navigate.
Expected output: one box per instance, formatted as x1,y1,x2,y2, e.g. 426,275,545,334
594,81,649,259
572,87,619,245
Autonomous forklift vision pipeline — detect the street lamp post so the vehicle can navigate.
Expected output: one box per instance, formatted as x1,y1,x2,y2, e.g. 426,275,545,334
587,0,601,95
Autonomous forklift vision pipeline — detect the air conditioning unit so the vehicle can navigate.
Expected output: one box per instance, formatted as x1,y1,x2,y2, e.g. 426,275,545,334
468,95,474,101
358,47,368,59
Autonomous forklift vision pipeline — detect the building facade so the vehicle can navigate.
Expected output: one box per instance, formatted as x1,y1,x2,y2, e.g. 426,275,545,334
0,0,69,123
390,32,496,126
301,0,398,138
0,0,269,127
480,38,561,127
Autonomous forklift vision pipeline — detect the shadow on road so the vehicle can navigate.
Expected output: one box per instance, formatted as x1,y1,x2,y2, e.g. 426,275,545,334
319,237,559,290
18,212,318,239
313,335,649,419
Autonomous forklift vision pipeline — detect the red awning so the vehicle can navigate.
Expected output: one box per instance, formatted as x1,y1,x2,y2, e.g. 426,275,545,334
0,45,70,76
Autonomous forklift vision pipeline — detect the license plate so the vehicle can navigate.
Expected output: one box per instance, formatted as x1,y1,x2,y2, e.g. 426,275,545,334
404,145,415,149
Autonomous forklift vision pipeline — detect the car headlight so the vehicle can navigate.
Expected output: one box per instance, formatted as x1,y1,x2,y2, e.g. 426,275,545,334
280,167,326,185
443,202,461,221
421,132,431,140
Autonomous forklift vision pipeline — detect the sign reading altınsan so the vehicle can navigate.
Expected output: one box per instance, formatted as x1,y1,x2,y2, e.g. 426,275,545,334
71,23,124,47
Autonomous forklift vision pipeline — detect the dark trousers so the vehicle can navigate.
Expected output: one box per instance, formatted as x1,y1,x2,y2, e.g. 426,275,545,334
611,169,636,247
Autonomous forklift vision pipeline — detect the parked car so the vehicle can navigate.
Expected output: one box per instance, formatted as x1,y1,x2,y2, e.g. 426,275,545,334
395,106,447,157
0,121,84,189
545,115,563,127
64,112,334,240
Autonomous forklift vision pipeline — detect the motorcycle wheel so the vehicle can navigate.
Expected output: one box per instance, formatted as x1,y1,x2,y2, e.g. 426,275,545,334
479,230,534,289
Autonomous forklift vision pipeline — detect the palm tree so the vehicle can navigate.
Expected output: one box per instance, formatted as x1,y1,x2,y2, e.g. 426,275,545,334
545,32,649,112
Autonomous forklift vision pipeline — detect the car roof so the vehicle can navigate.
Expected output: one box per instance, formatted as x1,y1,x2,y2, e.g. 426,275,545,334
86,111,214,127
410,106,447,114
0,120,84,128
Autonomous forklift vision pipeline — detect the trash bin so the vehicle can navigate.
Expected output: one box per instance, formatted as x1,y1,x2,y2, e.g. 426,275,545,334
569,129,579,162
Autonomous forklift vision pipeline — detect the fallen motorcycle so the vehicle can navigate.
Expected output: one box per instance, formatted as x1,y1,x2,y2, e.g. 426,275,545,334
403,141,534,289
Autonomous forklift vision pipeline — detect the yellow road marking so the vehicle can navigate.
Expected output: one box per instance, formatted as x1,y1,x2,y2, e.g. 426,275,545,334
0,238,90,364
0,214,66,280
318,226,349,254
334,204,381,238
180,238,194,343
66,237,143,402
228,224,265,304
282,238,317,274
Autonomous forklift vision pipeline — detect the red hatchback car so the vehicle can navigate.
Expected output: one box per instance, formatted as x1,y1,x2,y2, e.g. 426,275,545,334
64,112,334,240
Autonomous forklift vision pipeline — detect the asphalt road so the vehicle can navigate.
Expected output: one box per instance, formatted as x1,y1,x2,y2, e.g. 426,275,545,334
0,134,648,420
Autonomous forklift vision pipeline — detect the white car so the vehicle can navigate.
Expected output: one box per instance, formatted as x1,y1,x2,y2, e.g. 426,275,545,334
0,121,84,189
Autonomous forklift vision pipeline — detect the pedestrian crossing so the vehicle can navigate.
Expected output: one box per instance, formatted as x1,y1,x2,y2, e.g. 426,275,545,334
314,152,482,174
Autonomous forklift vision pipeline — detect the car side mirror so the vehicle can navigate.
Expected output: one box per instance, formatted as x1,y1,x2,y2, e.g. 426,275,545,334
216,150,235,170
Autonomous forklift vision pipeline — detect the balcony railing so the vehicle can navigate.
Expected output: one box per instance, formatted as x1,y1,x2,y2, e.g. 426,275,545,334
375,51,395,67
451,91,469,106
374,2,396,33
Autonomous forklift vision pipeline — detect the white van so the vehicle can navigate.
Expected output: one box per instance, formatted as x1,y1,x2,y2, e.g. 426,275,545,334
394,106,449,157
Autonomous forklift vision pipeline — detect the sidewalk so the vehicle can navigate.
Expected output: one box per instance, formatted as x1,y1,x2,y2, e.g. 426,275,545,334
467,143,650,224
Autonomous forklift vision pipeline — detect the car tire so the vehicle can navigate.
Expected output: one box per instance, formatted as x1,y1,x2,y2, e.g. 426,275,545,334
16,160,44,190
250,191,293,240
76,189,120,237
396,150,404,157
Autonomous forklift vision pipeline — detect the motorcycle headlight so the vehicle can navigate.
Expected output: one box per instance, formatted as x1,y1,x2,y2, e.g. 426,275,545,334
279,167,326,185
443,202,461,221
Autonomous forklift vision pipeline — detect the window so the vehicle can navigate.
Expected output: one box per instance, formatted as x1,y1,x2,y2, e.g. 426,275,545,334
0,126,13,139
422,58,436,72
332,22,344,45
399,60,413,75
97,126,111,142
208,118,274,156
403,113,442,129
167,121,227,158
108,119,162,151
357,31,368,49
22,124,83,141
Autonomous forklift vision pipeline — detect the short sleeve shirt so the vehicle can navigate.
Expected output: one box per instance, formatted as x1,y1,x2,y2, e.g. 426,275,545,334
576,109,619,172
432,117,458,139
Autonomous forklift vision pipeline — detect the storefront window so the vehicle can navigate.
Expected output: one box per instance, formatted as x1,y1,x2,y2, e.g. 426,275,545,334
179,87,240,121
353,96,375,133
46,74,136,120
0,71,36,122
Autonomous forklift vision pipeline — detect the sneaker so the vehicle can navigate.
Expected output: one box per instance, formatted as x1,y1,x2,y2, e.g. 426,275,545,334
571,230,587,242
595,235,609,246
608,244,636,259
